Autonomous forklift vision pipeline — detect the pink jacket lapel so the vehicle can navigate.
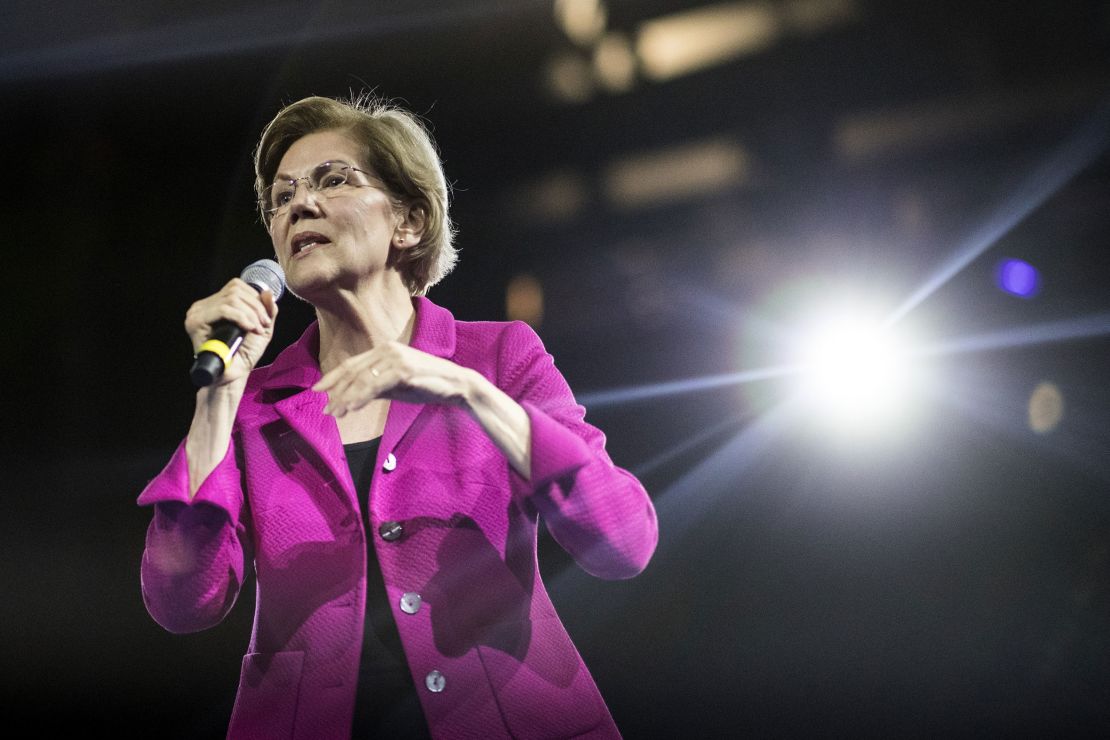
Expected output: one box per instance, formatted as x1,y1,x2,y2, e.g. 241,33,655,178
257,296,459,486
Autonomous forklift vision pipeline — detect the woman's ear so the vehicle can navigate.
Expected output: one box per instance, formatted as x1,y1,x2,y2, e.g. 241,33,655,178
394,202,428,249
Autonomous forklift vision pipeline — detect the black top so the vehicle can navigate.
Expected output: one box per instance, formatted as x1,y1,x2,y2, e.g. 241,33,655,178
344,437,431,738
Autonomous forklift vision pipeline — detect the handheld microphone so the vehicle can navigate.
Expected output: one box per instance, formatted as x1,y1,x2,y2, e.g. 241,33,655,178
189,259,286,388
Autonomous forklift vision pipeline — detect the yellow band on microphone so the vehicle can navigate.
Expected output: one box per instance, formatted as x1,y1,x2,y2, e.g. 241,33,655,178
196,339,233,368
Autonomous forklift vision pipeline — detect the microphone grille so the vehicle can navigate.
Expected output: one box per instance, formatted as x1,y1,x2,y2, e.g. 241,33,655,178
240,259,286,300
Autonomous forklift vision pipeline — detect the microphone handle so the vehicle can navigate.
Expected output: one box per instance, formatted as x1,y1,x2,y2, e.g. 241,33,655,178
189,320,248,388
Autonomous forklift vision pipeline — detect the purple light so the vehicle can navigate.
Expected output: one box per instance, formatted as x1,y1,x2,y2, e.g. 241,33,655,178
996,258,1040,298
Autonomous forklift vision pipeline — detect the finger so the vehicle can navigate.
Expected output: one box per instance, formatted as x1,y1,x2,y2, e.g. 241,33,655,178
323,371,363,414
314,350,375,392
227,277,260,296
212,304,265,336
345,391,380,412
259,289,279,321
326,364,387,415
340,371,385,412
317,360,359,409
325,387,362,416
190,306,260,352
228,283,272,328
194,283,268,327
237,293,275,333
312,368,342,392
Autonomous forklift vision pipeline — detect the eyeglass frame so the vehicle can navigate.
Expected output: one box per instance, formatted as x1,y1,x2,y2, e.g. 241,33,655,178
259,160,387,225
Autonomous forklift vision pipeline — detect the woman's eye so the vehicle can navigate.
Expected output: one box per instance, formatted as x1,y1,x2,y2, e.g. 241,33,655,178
264,185,290,208
321,174,346,188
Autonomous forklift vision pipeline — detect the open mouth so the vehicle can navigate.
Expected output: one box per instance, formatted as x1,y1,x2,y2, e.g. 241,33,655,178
292,232,331,255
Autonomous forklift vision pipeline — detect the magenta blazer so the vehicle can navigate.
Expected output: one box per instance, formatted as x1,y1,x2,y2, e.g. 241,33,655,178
139,296,658,740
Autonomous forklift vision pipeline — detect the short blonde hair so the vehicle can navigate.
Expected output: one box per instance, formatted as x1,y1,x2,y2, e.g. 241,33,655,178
254,94,457,295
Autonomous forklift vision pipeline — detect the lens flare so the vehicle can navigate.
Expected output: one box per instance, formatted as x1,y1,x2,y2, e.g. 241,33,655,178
794,313,916,431
996,258,1040,298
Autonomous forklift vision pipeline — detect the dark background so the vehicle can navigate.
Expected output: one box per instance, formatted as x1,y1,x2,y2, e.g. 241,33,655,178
2,1,1109,736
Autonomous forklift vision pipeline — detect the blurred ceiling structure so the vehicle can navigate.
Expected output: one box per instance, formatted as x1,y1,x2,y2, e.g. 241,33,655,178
5,0,1105,387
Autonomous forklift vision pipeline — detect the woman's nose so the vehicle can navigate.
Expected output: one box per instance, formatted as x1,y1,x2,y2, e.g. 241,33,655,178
288,182,322,222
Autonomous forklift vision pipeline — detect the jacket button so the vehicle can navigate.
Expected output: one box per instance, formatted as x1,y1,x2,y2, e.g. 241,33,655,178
382,452,397,472
425,670,445,693
378,521,403,542
400,592,422,614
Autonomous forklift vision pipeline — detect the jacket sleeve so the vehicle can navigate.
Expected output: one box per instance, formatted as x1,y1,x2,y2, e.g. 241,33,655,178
500,321,658,580
137,435,252,634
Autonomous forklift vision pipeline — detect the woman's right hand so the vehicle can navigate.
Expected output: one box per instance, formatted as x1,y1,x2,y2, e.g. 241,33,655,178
184,278,279,387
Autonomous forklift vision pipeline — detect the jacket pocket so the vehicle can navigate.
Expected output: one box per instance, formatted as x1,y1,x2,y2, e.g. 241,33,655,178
476,617,606,740
227,650,305,740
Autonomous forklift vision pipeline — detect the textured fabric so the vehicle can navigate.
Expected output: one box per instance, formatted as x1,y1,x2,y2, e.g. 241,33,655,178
139,296,659,740
344,436,431,737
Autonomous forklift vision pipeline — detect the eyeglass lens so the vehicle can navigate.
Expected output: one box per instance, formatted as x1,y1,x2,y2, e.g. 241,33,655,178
266,162,351,212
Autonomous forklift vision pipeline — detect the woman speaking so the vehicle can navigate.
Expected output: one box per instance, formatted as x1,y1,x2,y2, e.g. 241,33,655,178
138,95,657,739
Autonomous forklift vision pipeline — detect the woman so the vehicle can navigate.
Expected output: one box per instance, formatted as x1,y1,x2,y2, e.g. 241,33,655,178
139,95,658,740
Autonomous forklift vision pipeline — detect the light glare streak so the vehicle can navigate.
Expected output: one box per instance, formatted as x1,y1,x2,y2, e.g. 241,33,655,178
550,400,798,610
632,415,742,479
913,312,1110,359
884,99,1110,327
638,399,797,547
579,364,799,409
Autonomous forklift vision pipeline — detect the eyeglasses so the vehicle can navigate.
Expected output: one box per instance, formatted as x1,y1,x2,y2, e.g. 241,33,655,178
261,161,381,222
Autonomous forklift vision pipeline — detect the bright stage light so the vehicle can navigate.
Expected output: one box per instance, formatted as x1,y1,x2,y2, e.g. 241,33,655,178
793,312,917,432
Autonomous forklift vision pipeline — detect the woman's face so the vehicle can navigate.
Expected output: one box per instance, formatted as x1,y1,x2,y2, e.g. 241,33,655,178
268,129,401,300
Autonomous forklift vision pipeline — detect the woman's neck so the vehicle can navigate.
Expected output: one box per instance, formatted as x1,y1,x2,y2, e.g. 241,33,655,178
314,271,416,374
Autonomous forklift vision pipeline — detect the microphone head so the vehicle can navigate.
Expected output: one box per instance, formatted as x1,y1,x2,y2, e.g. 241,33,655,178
240,259,286,301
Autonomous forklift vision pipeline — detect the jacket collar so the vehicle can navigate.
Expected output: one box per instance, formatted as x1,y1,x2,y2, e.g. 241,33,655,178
257,297,456,496
259,295,457,391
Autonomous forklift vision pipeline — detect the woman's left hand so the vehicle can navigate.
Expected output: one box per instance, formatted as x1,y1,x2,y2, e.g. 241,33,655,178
312,341,476,416
315,340,532,477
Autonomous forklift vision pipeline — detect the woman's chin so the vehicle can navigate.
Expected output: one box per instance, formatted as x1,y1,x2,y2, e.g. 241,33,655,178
285,267,336,303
